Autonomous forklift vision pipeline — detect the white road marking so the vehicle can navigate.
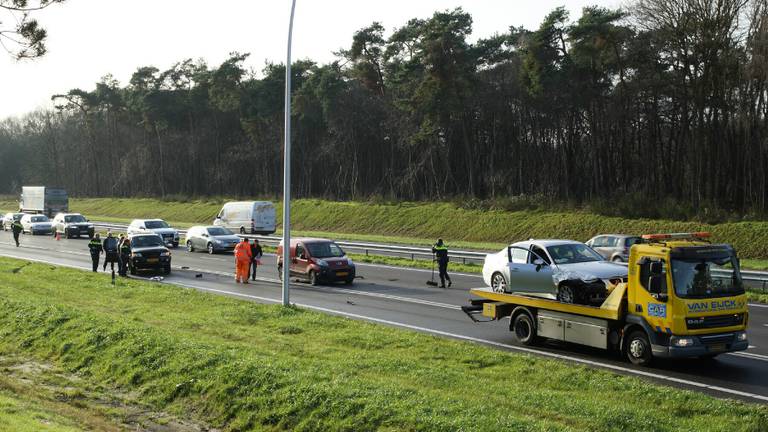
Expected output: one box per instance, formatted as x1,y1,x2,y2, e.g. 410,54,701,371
729,351,768,362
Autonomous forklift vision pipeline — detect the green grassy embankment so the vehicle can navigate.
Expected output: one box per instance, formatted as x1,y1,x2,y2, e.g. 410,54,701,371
0,256,766,431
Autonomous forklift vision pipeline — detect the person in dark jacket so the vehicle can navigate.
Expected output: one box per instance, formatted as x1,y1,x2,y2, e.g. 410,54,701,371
431,238,452,288
102,231,119,273
118,237,131,277
250,239,263,281
88,234,103,272
11,219,23,247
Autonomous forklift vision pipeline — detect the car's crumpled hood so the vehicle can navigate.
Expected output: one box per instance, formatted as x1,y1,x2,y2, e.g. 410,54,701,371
551,261,627,284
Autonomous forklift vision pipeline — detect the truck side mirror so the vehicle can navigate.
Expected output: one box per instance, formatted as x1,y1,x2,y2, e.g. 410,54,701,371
648,275,667,301
649,261,663,275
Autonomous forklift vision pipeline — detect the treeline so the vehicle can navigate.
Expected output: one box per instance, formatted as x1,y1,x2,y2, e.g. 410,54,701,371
1,0,767,215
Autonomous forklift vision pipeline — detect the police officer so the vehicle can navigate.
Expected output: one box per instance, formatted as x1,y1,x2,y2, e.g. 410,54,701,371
88,234,103,272
102,231,119,273
431,238,452,288
250,239,263,281
11,218,23,247
118,237,131,277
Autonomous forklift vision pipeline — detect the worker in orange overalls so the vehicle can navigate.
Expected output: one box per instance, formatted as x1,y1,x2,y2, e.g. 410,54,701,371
234,237,253,284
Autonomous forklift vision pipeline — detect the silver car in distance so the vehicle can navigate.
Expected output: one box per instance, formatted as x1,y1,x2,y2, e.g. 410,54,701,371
482,239,628,305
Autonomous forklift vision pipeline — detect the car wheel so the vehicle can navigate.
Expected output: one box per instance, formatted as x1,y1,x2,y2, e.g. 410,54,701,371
612,256,623,263
187,241,194,253
512,313,538,346
207,243,215,255
491,272,507,293
557,284,576,304
344,278,354,285
163,265,171,275
129,263,137,276
240,227,246,234
309,270,318,286
625,330,652,366
277,265,283,281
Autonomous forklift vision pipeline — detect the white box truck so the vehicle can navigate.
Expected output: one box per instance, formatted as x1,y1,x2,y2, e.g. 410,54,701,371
19,186,69,218
213,201,276,234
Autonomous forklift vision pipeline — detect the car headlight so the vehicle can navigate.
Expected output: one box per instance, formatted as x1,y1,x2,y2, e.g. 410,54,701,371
132,252,143,258
737,332,748,341
672,337,695,347
161,251,171,257
316,259,329,267
347,258,354,266
87,224,94,228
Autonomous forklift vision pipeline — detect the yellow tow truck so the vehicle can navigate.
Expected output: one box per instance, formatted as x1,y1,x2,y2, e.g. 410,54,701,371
463,233,750,365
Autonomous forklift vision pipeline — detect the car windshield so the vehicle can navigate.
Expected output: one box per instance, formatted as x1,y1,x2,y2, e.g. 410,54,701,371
145,220,170,229
625,237,641,247
207,227,233,236
31,216,48,222
671,256,745,298
132,236,164,248
65,215,86,223
306,242,345,258
546,243,604,264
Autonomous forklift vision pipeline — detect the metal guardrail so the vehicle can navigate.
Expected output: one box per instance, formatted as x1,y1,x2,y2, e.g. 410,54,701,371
91,222,487,264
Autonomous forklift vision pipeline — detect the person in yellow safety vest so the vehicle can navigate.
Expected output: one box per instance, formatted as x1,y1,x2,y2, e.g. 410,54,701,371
88,234,103,272
234,238,253,284
11,219,23,247
431,238,452,288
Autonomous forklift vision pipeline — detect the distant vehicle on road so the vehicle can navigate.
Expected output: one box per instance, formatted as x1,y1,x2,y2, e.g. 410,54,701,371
20,213,53,235
213,201,276,235
127,233,172,275
482,239,627,304
52,213,95,239
19,186,68,218
276,238,355,286
127,219,179,248
2,213,24,231
186,226,240,254
585,234,642,263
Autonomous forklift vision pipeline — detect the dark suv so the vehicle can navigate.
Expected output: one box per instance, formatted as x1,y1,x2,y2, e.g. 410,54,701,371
128,233,172,275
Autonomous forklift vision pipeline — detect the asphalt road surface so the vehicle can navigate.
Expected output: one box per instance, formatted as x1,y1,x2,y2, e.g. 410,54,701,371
1,231,767,404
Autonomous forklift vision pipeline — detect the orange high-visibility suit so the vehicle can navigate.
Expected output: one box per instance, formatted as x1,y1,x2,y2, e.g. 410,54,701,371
234,239,253,283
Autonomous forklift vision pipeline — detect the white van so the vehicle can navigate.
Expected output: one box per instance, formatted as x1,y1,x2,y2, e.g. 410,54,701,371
213,201,276,234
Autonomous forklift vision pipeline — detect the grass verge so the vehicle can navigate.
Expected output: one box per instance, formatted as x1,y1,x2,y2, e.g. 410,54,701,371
0,256,767,431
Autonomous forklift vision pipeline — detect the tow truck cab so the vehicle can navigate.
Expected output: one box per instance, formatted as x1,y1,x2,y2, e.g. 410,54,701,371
466,232,749,366
625,233,748,361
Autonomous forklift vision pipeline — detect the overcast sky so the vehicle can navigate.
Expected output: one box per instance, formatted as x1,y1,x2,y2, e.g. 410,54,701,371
0,0,618,119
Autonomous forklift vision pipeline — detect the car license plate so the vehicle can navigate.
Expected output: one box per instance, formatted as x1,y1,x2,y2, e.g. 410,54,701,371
147,258,159,263
336,272,348,277
709,344,726,352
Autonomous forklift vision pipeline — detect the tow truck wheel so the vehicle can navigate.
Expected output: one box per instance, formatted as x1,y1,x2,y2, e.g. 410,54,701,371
625,330,652,366
512,313,537,346
491,272,507,293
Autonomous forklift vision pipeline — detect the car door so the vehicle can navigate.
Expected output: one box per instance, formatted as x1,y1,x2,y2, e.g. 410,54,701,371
505,246,554,295
292,243,310,278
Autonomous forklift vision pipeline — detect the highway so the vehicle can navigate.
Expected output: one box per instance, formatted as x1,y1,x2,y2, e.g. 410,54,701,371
1,231,767,404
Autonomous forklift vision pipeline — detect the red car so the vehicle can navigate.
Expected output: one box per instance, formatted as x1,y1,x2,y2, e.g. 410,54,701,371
276,238,356,285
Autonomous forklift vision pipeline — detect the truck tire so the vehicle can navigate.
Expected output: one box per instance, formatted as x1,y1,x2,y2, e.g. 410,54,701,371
625,330,652,366
491,272,507,293
512,312,538,346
